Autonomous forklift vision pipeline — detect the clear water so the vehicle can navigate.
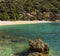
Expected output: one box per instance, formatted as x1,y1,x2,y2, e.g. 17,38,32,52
0,23,60,56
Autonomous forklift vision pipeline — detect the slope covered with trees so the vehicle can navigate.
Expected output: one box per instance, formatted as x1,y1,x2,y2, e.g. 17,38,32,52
0,0,60,21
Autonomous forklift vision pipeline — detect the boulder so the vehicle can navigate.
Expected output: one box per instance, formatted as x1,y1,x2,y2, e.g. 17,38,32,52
28,39,49,54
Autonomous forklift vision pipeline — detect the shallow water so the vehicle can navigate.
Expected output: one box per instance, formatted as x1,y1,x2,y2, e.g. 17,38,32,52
0,23,60,56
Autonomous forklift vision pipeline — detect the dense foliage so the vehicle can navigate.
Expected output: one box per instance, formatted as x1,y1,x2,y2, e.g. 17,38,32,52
0,0,60,21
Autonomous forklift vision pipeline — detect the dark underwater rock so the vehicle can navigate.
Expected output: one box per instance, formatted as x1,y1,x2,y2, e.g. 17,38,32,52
11,38,25,43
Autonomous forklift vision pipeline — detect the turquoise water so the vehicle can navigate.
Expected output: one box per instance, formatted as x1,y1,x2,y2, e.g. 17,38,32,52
0,23,60,56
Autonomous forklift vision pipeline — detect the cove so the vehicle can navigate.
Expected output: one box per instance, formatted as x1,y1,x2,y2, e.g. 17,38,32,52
0,23,60,56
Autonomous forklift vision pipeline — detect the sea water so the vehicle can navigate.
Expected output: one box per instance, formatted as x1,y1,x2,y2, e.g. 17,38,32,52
0,23,60,56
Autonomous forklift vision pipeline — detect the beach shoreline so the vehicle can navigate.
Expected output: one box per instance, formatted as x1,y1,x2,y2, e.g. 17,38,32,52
0,20,58,26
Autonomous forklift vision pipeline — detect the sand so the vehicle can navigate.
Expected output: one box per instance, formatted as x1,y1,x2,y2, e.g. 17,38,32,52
0,21,53,26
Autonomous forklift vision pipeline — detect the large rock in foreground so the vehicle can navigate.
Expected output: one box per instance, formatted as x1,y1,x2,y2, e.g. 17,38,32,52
28,39,50,56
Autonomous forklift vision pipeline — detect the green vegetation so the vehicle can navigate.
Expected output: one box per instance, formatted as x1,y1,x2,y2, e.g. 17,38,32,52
0,0,60,21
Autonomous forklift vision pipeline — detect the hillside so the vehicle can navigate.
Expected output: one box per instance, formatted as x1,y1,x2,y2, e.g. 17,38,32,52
0,0,60,21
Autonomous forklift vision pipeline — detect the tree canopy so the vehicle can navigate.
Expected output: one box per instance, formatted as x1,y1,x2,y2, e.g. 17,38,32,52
0,0,60,21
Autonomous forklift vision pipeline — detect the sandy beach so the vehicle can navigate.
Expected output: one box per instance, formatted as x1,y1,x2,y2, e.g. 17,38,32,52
0,21,53,26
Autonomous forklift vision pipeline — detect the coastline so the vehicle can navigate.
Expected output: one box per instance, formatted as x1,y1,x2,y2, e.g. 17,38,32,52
0,21,58,26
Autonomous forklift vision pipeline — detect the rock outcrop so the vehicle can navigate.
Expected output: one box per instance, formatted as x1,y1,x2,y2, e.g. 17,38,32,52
28,39,49,56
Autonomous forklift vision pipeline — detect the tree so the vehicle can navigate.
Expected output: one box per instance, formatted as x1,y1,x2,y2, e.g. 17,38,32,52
0,12,3,20
3,12,10,20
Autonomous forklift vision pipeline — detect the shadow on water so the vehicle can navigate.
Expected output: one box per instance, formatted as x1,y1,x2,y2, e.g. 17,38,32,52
14,49,32,56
